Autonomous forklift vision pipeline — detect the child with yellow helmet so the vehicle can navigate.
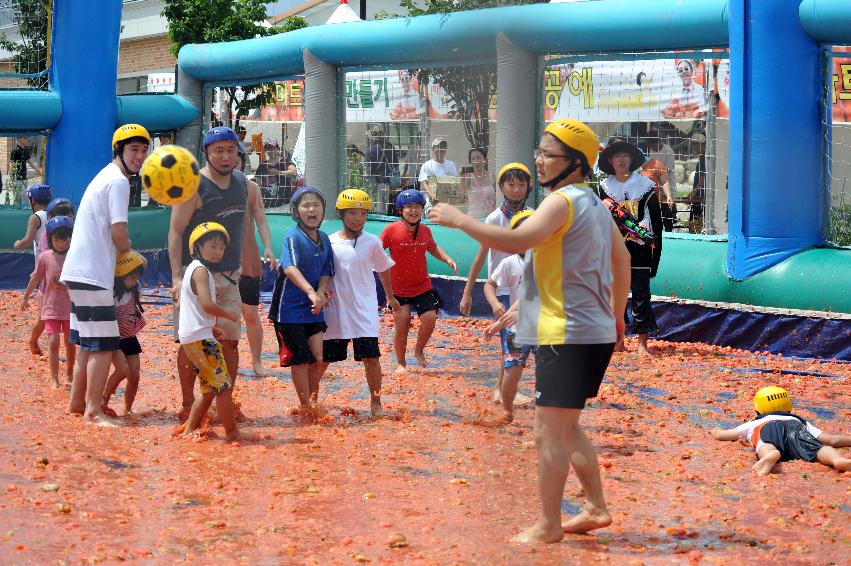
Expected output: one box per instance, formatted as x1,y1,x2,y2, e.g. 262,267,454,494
316,189,397,416
176,222,242,440
101,251,147,416
482,209,537,422
430,118,632,544
460,161,534,405
711,386,851,475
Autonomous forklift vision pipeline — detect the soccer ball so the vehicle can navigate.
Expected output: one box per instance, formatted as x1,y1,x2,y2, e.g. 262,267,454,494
140,145,201,206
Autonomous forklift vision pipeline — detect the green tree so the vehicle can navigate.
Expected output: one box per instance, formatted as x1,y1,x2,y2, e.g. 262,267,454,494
0,0,50,90
398,0,546,151
161,0,308,128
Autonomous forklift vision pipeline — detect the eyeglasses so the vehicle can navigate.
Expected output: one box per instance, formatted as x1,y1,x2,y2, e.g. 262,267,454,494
534,148,568,161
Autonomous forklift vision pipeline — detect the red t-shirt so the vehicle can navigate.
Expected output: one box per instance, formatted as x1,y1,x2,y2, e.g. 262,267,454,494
380,221,437,298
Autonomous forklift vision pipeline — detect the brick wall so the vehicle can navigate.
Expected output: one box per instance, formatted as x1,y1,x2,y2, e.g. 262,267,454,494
118,34,176,76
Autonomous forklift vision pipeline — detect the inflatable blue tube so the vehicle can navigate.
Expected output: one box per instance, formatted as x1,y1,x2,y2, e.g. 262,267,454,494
0,91,62,132
116,94,199,132
45,0,122,204
799,0,851,44
178,0,728,82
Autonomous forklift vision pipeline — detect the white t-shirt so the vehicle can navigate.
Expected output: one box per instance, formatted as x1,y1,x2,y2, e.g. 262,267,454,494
323,231,395,340
490,254,524,331
178,260,217,344
418,159,458,182
60,163,129,289
33,210,48,257
600,172,656,234
735,415,822,453
483,207,530,297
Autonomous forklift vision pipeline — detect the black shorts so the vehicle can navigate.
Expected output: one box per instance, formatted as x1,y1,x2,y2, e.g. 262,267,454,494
535,343,615,409
273,321,327,366
396,289,443,316
239,275,261,306
118,336,142,357
323,337,381,363
759,419,824,462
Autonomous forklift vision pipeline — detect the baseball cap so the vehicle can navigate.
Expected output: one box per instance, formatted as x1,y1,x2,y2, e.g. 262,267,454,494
431,137,448,148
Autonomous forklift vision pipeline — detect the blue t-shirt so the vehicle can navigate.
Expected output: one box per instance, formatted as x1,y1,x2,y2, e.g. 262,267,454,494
269,226,334,323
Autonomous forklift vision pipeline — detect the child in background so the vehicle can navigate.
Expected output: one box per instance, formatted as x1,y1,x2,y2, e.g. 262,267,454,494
268,187,334,419
21,216,75,389
710,386,851,475
380,189,456,371
102,250,147,416
38,198,75,252
460,163,533,403
177,222,241,440
14,184,53,355
318,189,397,416
482,210,536,422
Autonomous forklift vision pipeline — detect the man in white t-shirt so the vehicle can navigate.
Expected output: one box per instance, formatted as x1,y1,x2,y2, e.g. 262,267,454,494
418,137,458,209
318,189,397,416
61,124,150,427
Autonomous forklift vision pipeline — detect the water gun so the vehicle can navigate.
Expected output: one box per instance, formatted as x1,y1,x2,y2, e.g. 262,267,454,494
602,197,655,247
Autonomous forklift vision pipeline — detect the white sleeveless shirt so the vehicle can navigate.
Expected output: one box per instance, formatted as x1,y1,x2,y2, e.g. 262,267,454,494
178,260,216,344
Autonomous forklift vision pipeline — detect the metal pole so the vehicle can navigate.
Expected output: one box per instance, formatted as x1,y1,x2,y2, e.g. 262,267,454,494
704,61,717,235
360,0,366,20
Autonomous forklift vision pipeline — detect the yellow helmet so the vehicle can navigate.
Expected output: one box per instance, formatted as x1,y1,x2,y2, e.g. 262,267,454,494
188,222,230,254
509,209,534,230
115,250,146,278
336,188,372,211
543,119,599,170
753,386,792,414
497,162,532,185
112,124,151,150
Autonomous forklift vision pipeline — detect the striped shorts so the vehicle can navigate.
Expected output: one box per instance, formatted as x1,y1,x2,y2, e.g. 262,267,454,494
67,282,120,352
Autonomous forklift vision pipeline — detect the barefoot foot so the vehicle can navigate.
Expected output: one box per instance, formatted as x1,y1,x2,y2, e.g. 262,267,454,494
562,508,612,534
414,352,428,368
394,364,408,375
83,413,121,428
29,340,43,356
512,522,565,544
752,456,779,476
371,402,385,418
514,391,534,406
252,361,271,377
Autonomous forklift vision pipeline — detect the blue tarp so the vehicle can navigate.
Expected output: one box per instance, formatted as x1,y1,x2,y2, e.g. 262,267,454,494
2,251,848,361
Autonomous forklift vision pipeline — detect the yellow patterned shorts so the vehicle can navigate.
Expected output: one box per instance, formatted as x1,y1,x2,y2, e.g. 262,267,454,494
181,339,232,395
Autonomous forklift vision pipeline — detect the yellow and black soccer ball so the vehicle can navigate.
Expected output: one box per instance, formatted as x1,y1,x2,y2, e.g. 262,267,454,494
140,145,201,206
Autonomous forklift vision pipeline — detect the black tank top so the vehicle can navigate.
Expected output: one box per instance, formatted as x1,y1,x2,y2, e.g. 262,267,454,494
182,170,248,272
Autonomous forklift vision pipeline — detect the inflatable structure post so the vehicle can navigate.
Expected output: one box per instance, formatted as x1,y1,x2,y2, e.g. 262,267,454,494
726,0,823,279
303,49,342,216
495,33,539,190
45,0,123,203
174,66,204,156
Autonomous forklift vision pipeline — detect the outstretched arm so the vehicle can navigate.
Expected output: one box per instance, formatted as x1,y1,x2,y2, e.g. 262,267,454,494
13,214,41,249
709,427,740,442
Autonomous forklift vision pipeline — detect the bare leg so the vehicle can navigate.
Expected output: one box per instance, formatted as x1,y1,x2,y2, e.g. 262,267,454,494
306,332,324,407
753,443,782,476
182,391,214,436
29,317,44,356
500,366,522,422
414,310,437,367
64,332,76,386
512,406,571,544
290,363,311,409
220,339,239,390
393,305,412,370
215,389,239,440
123,354,141,414
493,363,505,403
68,349,89,414
241,303,270,376
637,334,653,357
83,351,120,427
177,345,196,418
363,357,384,416
562,423,612,533
816,446,851,472
103,350,128,409
47,333,61,389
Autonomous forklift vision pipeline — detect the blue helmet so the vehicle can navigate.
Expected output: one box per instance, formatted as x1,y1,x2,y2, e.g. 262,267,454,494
27,184,53,204
291,186,326,211
202,127,240,149
46,215,73,238
47,197,73,215
395,189,426,210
